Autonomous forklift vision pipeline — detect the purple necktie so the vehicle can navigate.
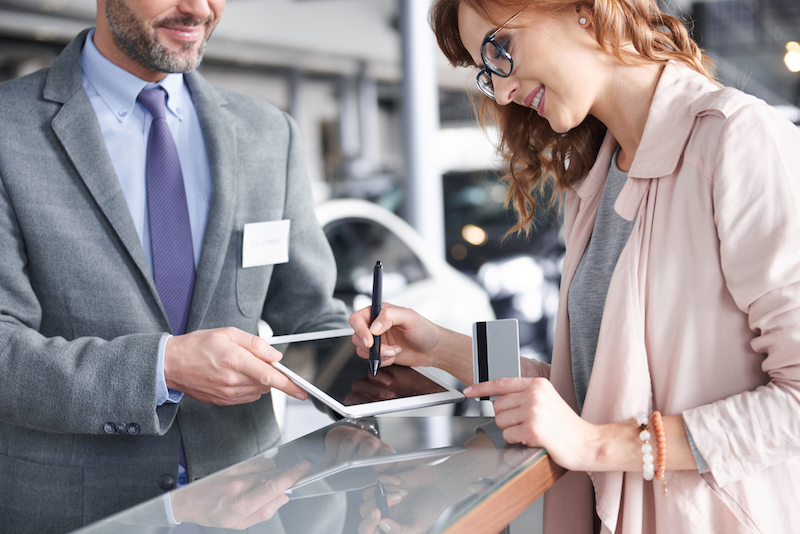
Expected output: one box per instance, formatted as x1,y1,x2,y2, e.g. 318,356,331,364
138,87,195,335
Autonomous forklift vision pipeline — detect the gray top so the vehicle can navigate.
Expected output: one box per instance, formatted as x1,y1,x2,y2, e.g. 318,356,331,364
568,153,635,412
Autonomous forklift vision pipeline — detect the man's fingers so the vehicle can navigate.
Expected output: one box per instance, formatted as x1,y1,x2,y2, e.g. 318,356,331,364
266,366,308,400
225,328,283,363
238,463,310,526
228,456,278,476
223,330,303,397
205,389,269,406
232,354,307,400
255,461,310,499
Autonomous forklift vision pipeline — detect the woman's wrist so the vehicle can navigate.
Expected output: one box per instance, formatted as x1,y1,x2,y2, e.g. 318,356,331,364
583,415,694,474
583,421,644,472
431,327,474,385
521,357,550,379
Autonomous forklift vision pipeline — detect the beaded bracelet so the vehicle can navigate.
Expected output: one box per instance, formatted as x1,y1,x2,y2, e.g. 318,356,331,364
636,412,655,481
652,411,669,496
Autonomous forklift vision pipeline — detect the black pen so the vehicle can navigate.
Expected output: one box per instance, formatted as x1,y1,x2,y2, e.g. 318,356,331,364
374,479,389,518
369,260,383,377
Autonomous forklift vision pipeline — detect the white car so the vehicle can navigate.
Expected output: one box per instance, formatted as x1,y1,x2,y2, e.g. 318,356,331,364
315,198,496,336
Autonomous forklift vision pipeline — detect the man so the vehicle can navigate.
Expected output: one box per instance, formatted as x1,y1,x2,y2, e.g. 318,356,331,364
0,0,347,531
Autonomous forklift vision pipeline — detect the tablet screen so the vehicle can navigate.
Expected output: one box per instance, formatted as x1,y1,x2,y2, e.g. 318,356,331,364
268,329,464,417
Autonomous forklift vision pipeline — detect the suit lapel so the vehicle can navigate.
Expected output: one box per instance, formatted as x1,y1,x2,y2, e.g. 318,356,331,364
184,72,237,332
46,31,166,323
46,33,238,333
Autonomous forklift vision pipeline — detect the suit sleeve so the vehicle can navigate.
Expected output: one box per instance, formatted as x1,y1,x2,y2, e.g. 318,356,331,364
260,113,348,335
682,103,800,486
0,169,178,437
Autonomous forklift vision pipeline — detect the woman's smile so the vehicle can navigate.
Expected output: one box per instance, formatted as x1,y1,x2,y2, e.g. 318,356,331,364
524,85,545,110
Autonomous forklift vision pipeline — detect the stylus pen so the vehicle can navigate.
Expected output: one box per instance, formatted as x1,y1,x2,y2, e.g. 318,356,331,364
374,480,389,518
369,260,383,377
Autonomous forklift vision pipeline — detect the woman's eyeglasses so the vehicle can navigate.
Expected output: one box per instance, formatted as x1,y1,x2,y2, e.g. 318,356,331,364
476,4,532,100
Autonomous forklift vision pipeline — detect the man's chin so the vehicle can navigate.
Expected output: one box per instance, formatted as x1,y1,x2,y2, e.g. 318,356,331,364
147,43,205,73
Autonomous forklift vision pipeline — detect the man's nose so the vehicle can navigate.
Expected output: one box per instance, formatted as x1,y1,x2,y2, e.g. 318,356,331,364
178,0,213,21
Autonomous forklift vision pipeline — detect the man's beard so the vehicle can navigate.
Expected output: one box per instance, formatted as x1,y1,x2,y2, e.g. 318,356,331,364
106,0,213,74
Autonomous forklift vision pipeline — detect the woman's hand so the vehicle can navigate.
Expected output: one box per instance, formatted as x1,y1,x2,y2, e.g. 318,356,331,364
464,377,599,471
349,303,474,384
348,303,443,368
357,470,450,534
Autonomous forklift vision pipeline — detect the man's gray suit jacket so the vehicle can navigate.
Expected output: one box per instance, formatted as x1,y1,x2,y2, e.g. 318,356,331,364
0,29,347,533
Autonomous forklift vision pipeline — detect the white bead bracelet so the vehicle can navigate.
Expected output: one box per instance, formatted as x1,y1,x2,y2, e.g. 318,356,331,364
637,411,655,481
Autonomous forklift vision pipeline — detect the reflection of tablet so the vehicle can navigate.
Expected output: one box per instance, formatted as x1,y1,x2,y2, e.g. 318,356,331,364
267,328,464,418
287,445,465,497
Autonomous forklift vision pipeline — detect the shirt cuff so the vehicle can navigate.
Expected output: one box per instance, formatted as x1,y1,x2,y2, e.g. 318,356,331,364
683,419,711,474
156,334,184,406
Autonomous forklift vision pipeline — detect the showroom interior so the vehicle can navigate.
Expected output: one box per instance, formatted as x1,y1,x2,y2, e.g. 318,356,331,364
0,1,799,532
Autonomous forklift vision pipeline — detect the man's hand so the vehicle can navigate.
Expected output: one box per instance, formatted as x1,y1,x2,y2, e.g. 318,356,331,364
164,327,307,405
320,425,395,470
171,456,310,528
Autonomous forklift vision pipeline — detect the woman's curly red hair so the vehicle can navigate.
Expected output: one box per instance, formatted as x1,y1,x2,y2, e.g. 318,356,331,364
430,0,716,234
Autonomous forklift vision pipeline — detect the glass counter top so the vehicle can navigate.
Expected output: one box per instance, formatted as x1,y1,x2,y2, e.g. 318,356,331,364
73,415,549,534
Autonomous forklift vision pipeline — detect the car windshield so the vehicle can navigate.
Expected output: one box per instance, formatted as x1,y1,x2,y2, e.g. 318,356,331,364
324,217,429,306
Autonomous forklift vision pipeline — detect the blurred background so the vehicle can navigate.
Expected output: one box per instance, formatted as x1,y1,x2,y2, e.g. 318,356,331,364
1,0,798,362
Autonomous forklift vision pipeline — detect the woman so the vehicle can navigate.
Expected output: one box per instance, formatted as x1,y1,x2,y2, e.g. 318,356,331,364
350,0,800,532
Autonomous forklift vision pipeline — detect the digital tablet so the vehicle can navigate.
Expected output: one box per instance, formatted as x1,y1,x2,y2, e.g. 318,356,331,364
266,328,465,418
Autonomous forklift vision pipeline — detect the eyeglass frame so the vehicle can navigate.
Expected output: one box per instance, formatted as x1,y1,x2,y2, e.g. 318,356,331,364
476,4,532,100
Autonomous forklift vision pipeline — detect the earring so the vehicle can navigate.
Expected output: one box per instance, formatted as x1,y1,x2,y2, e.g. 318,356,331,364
579,17,587,25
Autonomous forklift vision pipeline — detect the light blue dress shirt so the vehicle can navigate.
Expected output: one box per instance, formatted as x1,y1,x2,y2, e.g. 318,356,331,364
80,29,213,406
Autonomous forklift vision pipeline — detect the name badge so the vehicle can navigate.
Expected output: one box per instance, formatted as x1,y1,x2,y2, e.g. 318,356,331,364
242,220,291,268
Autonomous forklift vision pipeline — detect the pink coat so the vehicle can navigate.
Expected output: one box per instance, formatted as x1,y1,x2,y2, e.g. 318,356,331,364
541,61,800,533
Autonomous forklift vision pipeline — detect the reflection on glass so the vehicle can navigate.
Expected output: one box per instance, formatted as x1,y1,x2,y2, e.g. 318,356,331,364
72,417,545,534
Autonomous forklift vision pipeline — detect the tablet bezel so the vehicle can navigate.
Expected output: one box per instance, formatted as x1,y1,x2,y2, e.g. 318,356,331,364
267,328,465,419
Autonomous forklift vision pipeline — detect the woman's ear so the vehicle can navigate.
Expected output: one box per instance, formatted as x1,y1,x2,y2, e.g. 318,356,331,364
576,7,593,28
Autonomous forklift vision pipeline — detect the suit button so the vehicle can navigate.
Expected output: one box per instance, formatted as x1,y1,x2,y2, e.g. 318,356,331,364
115,423,128,434
158,474,176,490
127,423,140,435
103,422,116,434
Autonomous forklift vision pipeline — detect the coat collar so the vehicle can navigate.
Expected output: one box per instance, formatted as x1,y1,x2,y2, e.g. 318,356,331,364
572,61,722,196
628,60,721,178
43,29,90,104
569,61,723,221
